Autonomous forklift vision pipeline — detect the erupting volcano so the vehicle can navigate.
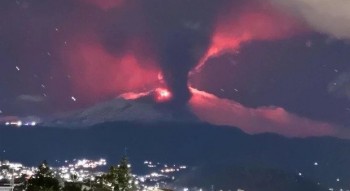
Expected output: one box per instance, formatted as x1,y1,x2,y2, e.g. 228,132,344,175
5,0,347,139
49,0,305,108
4,2,350,190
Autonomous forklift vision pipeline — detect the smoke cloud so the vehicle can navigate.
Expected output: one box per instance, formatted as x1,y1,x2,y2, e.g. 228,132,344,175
136,0,304,104
82,0,124,10
269,0,350,39
197,1,306,70
158,29,210,105
2,0,307,108
55,0,239,105
189,88,338,138
139,0,234,104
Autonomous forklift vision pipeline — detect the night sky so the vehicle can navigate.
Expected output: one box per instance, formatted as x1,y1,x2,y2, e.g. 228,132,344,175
1,0,350,138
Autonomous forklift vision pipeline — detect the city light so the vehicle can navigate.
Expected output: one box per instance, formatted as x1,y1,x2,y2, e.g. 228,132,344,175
0,158,189,191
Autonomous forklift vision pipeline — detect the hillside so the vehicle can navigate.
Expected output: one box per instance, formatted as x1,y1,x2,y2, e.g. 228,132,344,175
1,122,349,190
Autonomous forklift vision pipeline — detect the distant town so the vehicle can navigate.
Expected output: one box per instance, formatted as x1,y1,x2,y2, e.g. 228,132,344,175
1,156,349,191
0,158,190,191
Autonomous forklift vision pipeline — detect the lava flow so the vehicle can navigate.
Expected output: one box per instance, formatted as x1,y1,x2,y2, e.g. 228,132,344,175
154,88,172,103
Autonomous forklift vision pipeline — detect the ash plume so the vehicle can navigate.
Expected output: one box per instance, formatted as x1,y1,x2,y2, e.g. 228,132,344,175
157,27,211,105
99,0,235,105
141,0,233,105
4,0,303,108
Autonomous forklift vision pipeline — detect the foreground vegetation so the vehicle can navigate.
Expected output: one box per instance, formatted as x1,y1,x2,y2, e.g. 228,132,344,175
16,156,137,191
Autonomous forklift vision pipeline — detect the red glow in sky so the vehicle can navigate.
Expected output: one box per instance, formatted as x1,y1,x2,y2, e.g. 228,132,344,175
188,88,337,138
196,2,306,70
55,33,160,103
81,0,124,10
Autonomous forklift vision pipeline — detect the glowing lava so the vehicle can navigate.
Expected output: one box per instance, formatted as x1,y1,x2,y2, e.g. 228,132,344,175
155,88,172,103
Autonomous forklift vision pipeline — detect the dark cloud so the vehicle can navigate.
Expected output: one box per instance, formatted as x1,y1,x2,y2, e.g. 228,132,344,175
2,0,350,135
189,88,337,138
0,0,240,112
191,34,350,126
157,27,210,105
100,0,236,105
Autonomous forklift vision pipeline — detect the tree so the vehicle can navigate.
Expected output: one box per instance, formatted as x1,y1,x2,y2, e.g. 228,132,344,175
115,156,136,191
27,160,60,191
100,156,137,191
62,174,80,191
62,182,81,191
104,166,118,188
91,175,113,191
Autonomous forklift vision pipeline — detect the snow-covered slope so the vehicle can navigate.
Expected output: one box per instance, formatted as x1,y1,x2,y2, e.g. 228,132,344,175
43,88,340,138
43,97,177,127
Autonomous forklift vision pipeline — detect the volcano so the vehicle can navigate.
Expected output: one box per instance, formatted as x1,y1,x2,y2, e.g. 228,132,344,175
42,88,339,139
42,89,197,128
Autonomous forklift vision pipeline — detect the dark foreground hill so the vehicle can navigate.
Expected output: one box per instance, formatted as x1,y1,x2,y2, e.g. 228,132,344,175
1,122,349,190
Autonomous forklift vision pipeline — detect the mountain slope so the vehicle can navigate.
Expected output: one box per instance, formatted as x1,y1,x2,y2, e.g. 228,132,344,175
0,122,349,190
43,97,180,127
41,89,342,138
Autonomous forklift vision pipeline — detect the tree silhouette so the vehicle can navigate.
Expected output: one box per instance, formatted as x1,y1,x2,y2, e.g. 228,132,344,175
116,156,133,191
99,156,137,191
62,182,81,191
62,174,81,191
27,160,60,191
104,166,118,188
